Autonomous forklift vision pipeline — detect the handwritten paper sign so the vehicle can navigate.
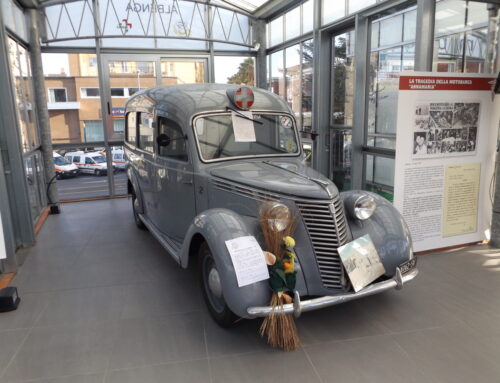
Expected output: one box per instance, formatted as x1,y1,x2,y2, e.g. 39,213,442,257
225,236,269,287
231,111,256,142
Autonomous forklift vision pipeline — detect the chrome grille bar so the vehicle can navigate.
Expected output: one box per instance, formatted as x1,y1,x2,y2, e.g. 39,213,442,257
297,196,349,290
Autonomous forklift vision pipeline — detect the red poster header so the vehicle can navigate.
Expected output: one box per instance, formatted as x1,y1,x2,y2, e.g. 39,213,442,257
399,76,494,91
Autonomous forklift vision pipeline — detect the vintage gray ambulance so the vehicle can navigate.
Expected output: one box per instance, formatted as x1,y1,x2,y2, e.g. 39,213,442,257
124,84,417,326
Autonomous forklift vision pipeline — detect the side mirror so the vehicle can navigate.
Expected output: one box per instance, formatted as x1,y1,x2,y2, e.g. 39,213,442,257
157,133,170,147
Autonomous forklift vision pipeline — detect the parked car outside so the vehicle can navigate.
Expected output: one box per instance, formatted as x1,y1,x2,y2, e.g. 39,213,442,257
64,151,114,176
53,152,79,179
125,84,418,326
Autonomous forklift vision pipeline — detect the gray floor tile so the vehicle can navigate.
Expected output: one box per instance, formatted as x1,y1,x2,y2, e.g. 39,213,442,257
68,258,150,289
120,277,201,320
22,372,105,383
0,293,49,330
210,349,320,383
108,312,206,370
304,334,434,383
296,300,390,345
204,315,271,358
356,281,462,334
10,200,500,383
16,246,82,274
1,321,116,382
35,285,126,327
393,323,500,383
105,360,211,383
12,267,85,293
0,329,28,377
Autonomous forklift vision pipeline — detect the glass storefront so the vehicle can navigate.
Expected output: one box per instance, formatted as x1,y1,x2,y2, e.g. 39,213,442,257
268,40,314,132
8,36,45,222
364,7,417,199
330,30,355,191
433,0,490,73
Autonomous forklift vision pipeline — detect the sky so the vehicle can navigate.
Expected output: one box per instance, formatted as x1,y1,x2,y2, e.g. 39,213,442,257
42,53,70,76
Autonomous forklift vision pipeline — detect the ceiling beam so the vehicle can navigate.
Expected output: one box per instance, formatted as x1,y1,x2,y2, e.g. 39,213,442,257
17,0,39,8
253,0,302,20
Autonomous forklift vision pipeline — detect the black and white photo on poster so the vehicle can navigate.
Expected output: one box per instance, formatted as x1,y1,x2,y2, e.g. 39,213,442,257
412,102,479,158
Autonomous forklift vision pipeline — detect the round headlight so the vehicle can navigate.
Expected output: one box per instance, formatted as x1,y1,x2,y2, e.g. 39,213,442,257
267,203,290,232
354,195,376,220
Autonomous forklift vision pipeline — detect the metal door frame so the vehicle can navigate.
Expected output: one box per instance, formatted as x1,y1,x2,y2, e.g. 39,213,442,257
99,53,210,196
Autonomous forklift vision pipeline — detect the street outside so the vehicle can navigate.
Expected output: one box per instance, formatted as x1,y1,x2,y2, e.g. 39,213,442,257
56,171,128,200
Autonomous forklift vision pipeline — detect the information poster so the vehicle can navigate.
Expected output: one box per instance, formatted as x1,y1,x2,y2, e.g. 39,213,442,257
394,73,499,252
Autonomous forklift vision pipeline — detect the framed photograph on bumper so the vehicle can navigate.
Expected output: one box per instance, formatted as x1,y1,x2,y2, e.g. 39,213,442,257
338,234,386,292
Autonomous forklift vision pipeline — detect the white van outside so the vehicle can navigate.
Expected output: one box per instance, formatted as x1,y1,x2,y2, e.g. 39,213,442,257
111,148,128,170
64,151,113,176
53,152,79,179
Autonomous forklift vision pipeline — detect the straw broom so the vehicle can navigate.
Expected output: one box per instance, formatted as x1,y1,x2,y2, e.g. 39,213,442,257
258,202,300,351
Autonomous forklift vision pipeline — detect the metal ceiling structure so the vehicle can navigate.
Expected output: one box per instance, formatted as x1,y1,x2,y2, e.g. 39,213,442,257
28,0,290,16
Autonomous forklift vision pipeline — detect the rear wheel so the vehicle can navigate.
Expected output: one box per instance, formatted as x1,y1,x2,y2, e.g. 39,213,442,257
94,169,101,176
199,242,239,327
131,193,146,230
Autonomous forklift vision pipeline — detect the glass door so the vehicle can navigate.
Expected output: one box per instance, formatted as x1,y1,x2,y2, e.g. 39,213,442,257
330,28,355,191
101,55,208,197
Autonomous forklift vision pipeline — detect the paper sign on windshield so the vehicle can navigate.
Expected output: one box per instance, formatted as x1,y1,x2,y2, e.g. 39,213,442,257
232,111,256,142
225,236,269,287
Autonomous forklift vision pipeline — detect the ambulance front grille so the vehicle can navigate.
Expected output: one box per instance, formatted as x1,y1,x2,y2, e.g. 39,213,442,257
296,196,349,290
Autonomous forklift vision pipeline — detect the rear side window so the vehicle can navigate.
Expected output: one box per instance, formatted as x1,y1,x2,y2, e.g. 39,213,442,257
126,112,137,145
139,112,154,153
158,117,188,161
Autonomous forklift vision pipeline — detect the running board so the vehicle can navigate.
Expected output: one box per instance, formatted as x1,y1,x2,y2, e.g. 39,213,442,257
138,214,182,265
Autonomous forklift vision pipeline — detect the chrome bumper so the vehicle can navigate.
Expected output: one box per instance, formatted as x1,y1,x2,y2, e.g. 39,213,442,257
247,267,419,318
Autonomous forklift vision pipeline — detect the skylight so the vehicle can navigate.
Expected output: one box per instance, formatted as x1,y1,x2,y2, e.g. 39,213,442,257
218,0,270,13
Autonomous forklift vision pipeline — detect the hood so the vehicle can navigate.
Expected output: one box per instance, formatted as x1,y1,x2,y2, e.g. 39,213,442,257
210,160,338,200
56,164,78,171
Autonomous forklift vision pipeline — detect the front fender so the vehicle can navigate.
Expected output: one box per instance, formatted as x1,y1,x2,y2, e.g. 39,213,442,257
341,191,413,276
179,209,272,318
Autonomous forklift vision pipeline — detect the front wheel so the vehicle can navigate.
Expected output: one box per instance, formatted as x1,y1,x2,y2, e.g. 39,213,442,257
199,242,239,327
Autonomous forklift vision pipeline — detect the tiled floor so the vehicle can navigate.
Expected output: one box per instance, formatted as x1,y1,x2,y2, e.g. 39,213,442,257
1,198,500,382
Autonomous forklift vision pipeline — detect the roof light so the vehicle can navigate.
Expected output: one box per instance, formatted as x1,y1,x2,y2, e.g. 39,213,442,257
227,87,254,110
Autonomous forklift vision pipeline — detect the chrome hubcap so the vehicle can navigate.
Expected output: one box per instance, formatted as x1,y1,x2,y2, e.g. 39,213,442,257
208,267,222,298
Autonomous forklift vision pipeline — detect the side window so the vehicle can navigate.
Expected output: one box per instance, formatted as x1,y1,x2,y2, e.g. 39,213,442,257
85,157,93,164
126,112,137,145
66,156,72,162
158,117,188,161
73,156,80,163
138,112,154,153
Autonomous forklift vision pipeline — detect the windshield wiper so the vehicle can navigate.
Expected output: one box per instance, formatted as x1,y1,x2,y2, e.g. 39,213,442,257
225,106,263,125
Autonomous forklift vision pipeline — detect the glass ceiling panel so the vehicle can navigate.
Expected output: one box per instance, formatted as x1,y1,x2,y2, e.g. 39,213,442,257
218,0,270,13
